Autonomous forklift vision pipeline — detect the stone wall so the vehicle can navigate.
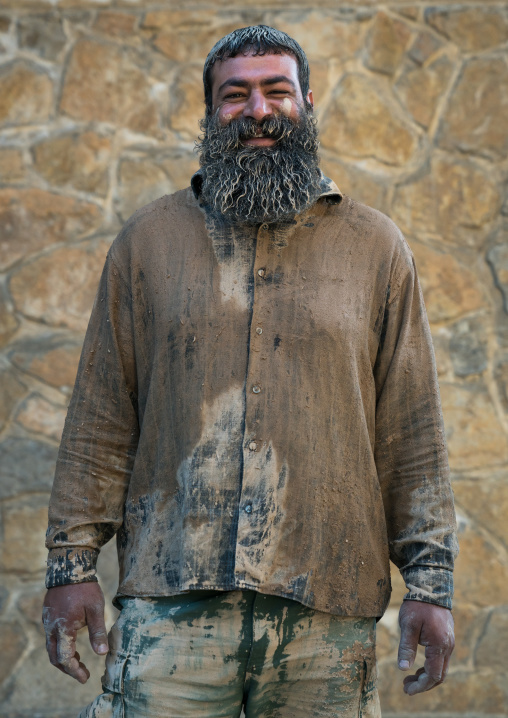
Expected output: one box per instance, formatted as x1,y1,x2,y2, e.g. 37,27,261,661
0,1,507,715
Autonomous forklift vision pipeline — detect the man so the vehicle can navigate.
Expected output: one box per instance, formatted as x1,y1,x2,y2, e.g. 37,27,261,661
43,26,458,718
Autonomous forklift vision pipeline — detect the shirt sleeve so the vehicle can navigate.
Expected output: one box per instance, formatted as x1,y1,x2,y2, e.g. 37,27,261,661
374,251,459,610
45,251,139,588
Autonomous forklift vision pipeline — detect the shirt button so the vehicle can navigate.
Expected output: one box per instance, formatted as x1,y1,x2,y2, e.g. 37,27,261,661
244,503,253,514
252,385,261,394
257,268,265,277
256,327,263,335
261,223,269,230
249,441,257,451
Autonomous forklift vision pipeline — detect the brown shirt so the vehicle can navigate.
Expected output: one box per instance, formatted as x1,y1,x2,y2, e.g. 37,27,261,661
46,175,458,617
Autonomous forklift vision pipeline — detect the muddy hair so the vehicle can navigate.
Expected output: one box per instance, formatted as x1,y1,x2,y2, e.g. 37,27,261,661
203,25,310,114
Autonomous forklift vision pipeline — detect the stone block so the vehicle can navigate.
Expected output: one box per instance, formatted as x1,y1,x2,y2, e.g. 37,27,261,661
392,154,501,247
0,148,26,184
0,16,10,33
320,73,419,167
115,158,173,221
167,63,205,139
495,359,508,415
8,333,82,391
411,242,487,324
488,242,508,313
475,607,508,668
159,152,200,193
394,6,419,21
440,381,508,471
0,437,57,500
395,53,455,128
408,29,444,66
319,155,387,212
0,364,26,433
17,14,66,61
0,188,103,271
9,238,111,333
60,39,159,135
438,57,508,161
0,621,27,684
15,393,67,442
426,7,508,52
0,286,19,348
32,131,112,196
449,316,488,377
0,60,53,127
0,493,49,573
451,603,488,665
364,11,412,75
93,10,138,36
453,474,508,550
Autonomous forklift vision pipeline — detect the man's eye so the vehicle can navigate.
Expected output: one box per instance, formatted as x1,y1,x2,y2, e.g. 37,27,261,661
224,93,244,100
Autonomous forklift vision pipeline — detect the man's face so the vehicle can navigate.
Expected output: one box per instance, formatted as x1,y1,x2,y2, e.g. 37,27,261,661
210,52,314,146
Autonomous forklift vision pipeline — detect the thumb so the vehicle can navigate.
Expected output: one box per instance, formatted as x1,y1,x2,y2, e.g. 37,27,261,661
398,617,420,671
86,603,109,655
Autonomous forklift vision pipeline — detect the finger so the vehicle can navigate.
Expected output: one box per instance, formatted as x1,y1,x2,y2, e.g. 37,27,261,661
86,602,109,655
398,620,420,670
423,645,446,686
403,669,440,695
55,627,88,683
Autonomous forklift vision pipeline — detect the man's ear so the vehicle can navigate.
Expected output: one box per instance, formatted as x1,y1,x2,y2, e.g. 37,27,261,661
306,89,314,109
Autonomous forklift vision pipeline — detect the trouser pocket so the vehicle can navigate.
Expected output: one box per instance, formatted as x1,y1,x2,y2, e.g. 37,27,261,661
77,651,129,718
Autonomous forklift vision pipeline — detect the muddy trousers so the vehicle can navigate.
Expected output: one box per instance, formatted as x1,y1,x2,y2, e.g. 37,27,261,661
79,590,381,718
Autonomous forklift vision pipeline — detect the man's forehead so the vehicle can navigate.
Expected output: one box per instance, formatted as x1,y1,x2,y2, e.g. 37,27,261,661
210,52,300,91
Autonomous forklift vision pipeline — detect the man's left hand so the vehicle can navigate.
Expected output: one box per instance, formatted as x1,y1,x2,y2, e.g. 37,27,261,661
397,600,454,695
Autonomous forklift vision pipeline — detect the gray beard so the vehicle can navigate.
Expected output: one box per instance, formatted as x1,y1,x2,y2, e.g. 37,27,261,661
196,108,322,225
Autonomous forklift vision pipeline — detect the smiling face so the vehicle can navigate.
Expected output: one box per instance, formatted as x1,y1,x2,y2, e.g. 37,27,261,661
210,52,314,146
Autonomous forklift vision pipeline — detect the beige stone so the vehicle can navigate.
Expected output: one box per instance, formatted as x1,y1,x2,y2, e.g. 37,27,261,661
319,154,387,212
364,11,412,75
438,57,508,161
320,73,419,166
391,154,501,246
453,476,508,549
60,39,159,135
476,608,508,667
308,61,332,110
115,158,172,221
0,290,19,348
440,382,508,471
9,336,82,390
0,494,49,573
0,148,26,183
410,242,487,323
9,238,111,333
408,29,444,65
93,10,138,36
0,188,103,271
0,365,26,433
168,63,205,139
395,54,454,128
0,61,53,126
0,16,11,33
375,622,398,660
17,13,66,61
0,622,27,684
452,603,487,665
32,131,112,196
396,6,419,21
426,7,508,52
495,359,508,415
15,393,67,442
159,152,200,193
488,242,508,313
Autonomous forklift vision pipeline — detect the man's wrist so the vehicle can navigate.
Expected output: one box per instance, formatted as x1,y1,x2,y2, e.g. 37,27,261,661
45,547,99,589
400,565,454,611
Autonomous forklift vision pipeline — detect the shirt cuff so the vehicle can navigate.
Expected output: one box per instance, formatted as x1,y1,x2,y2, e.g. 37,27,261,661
400,566,454,610
45,547,99,588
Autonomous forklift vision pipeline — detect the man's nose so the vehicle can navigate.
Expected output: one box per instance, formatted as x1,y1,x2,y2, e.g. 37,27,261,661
243,91,273,121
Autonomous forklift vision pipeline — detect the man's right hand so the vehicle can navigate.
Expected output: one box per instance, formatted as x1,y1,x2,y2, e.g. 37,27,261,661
42,582,109,684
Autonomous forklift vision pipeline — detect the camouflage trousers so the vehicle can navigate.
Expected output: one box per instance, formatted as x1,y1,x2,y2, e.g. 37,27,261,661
79,590,380,718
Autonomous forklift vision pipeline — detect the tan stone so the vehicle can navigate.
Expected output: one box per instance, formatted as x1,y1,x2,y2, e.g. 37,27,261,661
0,494,49,573
488,242,508,313
319,154,387,212
93,11,137,36
0,188,103,271
452,603,487,665
115,158,172,221
0,148,26,183
9,238,111,333
0,365,26,433
438,57,508,161
408,29,444,66
168,63,205,139
17,13,66,61
308,61,332,110
426,7,508,52
495,359,508,415
396,6,419,21
375,622,398,660
0,622,27,684
476,608,508,667
395,54,454,128
0,290,19,348
320,73,419,166
391,154,501,246
441,381,508,471
159,152,200,193
364,11,412,75
15,393,67,442
0,61,53,126
0,16,11,33
60,39,159,135
453,476,508,549
32,131,112,196
9,335,82,390
410,242,487,323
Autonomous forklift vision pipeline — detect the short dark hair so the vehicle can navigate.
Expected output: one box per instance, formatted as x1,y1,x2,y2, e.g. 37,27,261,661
203,25,310,114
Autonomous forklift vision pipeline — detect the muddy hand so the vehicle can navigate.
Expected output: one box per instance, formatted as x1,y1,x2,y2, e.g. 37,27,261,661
397,599,454,695
43,582,109,684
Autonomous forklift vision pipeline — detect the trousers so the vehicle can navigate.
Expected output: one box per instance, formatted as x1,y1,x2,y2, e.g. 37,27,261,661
79,590,381,718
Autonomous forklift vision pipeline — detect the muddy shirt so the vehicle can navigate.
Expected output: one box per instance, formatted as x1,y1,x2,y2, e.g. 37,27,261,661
45,175,458,616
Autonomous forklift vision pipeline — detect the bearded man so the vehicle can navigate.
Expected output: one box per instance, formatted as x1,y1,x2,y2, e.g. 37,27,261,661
43,26,458,718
